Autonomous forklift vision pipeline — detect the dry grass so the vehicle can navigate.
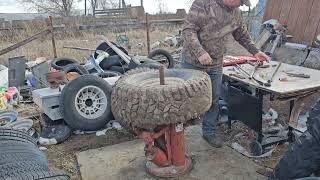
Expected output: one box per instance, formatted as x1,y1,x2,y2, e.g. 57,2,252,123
0,25,181,65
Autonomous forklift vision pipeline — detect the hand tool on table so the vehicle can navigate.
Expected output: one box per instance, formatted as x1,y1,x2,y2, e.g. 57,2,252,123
284,72,311,79
266,63,282,86
234,64,270,87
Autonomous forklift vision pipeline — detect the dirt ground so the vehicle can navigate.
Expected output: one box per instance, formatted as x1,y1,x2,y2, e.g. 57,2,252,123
7,30,320,179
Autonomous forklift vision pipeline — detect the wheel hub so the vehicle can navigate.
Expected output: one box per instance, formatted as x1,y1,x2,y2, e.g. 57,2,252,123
75,85,108,119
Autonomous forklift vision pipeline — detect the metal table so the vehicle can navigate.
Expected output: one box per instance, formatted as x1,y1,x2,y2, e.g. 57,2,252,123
222,61,320,149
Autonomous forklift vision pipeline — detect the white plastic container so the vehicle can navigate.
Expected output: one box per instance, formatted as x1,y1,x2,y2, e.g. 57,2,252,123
0,65,8,88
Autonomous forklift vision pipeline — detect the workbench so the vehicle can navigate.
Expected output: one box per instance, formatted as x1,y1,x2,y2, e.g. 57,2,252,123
222,61,320,151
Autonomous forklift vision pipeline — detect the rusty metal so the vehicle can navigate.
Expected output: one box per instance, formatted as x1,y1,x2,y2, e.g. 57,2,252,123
159,66,165,85
170,124,185,166
135,123,192,178
47,16,57,58
146,13,150,54
46,71,66,89
145,155,193,178
146,145,170,167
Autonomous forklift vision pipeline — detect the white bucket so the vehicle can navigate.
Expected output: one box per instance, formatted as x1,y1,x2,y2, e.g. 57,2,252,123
0,65,8,88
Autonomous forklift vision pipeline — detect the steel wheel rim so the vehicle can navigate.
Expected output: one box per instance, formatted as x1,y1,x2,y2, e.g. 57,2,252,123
74,85,107,119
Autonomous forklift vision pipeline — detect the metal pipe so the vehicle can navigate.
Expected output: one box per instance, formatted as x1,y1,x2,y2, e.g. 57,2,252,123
170,123,186,166
146,13,150,54
159,66,165,85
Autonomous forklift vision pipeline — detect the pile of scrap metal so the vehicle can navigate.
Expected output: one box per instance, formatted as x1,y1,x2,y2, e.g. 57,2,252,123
32,39,176,145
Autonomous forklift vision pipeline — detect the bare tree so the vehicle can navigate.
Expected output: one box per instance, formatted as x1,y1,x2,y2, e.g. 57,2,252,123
88,0,98,15
98,0,119,10
19,0,76,16
155,0,168,14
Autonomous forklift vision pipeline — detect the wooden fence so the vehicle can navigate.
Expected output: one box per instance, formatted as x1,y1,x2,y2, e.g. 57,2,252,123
263,0,320,45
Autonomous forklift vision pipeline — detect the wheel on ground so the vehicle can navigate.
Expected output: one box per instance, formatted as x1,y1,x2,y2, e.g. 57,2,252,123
0,128,36,145
111,68,212,128
2,170,70,180
94,42,129,59
0,141,47,166
51,58,79,70
40,119,72,144
148,49,175,68
61,75,113,131
99,55,124,70
0,161,49,177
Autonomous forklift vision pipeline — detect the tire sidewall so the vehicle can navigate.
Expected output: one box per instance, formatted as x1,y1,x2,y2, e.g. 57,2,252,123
61,75,113,131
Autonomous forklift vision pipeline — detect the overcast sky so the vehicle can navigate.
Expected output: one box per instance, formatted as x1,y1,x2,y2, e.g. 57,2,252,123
0,0,259,14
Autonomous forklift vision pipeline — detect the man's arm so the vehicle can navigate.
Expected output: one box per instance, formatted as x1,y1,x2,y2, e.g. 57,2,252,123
232,13,260,55
182,0,207,59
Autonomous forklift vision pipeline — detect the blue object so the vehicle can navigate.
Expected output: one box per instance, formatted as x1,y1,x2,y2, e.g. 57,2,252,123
28,74,37,87
250,0,268,40
89,54,104,74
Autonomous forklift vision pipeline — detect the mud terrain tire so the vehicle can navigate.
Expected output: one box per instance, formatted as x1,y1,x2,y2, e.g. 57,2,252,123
111,68,212,127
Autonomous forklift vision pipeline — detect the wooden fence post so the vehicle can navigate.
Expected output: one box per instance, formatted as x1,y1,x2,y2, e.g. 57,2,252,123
47,16,57,58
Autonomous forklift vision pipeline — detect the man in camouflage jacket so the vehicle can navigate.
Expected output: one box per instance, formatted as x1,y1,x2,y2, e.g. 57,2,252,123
181,0,270,147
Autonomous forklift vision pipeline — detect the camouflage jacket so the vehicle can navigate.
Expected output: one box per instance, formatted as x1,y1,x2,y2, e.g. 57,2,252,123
181,0,260,68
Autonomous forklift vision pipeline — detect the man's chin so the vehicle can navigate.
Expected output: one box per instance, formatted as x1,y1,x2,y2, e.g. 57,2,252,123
226,5,241,9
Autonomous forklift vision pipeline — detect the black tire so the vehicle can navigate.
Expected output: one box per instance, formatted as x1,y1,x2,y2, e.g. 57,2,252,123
61,75,113,131
40,122,72,144
51,58,79,70
99,55,124,70
0,109,18,126
109,66,129,74
41,113,64,126
63,64,89,75
269,131,320,180
2,170,70,180
111,68,212,127
93,71,122,78
148,49,175,68
0,128,36,145
0,141,48,168
94,42,129,59
0,161,49,177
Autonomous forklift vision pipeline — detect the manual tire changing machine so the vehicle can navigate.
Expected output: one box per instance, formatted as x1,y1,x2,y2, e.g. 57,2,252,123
133,67,192,178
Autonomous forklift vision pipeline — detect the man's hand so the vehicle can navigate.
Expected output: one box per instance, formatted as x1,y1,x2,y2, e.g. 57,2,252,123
254,51,271,62
198,53,213,65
